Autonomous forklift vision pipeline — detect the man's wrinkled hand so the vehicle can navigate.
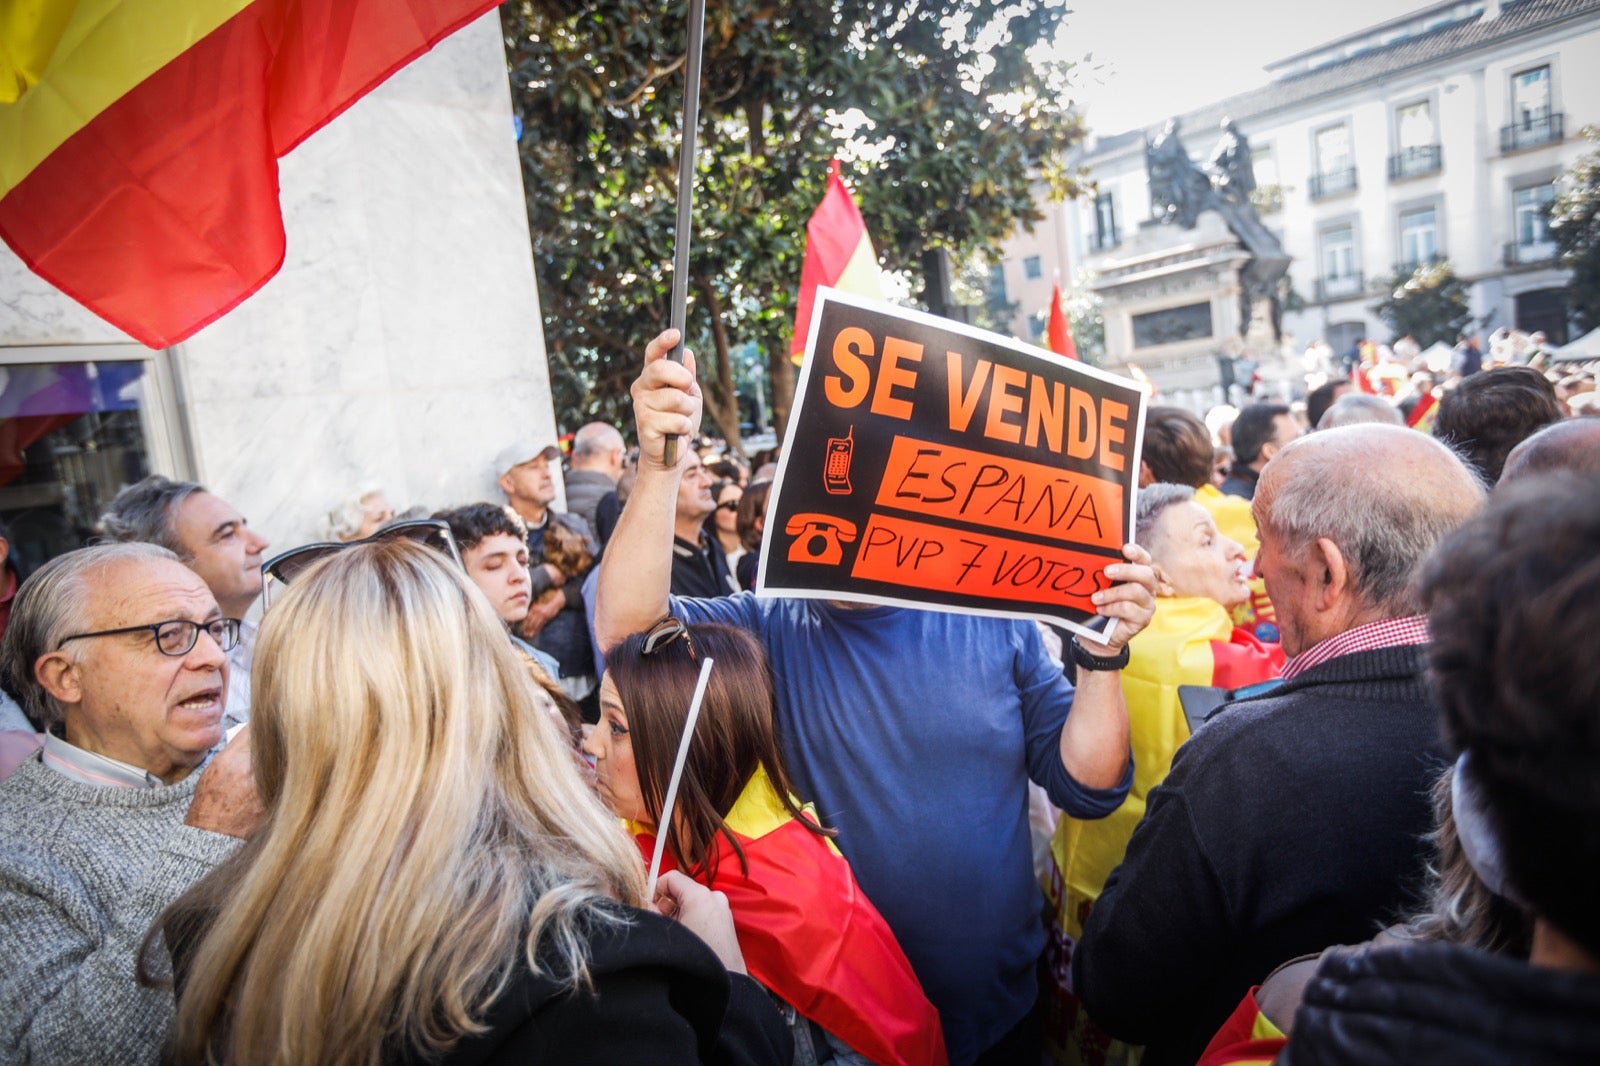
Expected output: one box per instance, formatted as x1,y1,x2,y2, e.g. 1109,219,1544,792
185,726,263,839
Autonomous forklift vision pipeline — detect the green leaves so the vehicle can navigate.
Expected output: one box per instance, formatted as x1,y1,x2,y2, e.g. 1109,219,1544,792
502,0,1087,446
1551,126,1600,332
1375,261,1471,348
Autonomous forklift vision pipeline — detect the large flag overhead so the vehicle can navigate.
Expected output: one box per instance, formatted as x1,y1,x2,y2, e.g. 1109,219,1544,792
1046,280,1078,360
0,0,500,349
791,158,882,365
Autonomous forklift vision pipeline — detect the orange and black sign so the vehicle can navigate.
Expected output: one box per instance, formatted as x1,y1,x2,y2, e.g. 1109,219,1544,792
759,290,1147,640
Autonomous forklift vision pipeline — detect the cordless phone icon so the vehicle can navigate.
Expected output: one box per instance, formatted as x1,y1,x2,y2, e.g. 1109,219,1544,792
824,426,854,495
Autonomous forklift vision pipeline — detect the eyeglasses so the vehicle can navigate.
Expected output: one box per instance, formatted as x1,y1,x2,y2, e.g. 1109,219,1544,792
260,519,463,608
715,500,740,512
58,617,242,657
641,615,697,661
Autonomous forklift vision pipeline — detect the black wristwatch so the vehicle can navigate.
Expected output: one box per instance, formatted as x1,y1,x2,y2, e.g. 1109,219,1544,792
1070,636,1130,672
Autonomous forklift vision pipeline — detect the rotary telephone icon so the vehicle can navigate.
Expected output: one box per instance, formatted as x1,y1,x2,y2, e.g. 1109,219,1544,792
785,513,858,566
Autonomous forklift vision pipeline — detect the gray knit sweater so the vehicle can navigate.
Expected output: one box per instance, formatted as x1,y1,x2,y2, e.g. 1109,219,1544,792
0,755,239,1065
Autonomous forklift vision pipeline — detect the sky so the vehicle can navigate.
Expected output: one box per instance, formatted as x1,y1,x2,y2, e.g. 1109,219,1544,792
1049,0,1445,135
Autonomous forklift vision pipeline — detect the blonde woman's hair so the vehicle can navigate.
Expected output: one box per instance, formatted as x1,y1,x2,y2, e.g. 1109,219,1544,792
169,539,645,1066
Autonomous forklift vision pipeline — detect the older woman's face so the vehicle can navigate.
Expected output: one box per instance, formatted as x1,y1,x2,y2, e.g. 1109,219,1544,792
583,676,649,824
1149,501,1251,608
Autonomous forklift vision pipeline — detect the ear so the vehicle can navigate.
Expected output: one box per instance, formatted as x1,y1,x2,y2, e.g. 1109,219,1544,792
34,652,82,707
497,472,514,498
1137,461,1155,488
1149,561,1177,598
1310,537,1352,612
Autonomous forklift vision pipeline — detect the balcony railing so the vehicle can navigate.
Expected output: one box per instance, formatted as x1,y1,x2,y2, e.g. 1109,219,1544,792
1089,230,1121,254
1388,145,1442,180
1315,273,1365,302
1309,167,1358,201
1501,111,1565,153
1503,239,1558,267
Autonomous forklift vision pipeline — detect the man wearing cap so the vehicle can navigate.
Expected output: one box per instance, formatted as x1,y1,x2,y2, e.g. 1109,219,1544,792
496,439,600,716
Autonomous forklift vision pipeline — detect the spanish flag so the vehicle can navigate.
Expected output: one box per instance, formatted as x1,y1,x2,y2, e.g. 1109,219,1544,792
632,765,947,1066
0,0,500,349
1407,388,1439,433
791,159,882,365
1047,282,1078,361
1195,987,1288,1066
1043,597,1283,1065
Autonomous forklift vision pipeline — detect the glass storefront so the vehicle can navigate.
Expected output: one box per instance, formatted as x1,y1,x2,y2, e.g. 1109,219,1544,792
0,348,191,574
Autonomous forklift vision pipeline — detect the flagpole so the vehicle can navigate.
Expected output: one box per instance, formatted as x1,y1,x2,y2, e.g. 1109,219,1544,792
662,0,707,467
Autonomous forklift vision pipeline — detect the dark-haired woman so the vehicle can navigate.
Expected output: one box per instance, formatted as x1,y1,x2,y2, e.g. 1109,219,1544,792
588,620,947,1066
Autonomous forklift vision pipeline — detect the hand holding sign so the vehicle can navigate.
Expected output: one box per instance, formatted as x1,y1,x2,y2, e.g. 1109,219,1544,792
1082,543,1158,655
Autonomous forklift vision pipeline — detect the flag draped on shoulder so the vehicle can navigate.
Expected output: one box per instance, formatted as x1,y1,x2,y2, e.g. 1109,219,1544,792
632,765,947,1066
1047,281,1078,360
0,0,501,349
791,159,882,366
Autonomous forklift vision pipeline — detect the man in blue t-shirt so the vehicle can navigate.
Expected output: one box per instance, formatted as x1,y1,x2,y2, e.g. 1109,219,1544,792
595,332,1158,1066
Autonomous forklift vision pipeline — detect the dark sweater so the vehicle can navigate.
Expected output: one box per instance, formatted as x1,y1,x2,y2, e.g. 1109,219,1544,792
1074,645,1445,1066
1283,940,1600,1065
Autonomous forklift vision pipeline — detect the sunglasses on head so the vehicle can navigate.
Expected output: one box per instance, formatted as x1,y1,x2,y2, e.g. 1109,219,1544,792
260,519,463,608
641,615,697,662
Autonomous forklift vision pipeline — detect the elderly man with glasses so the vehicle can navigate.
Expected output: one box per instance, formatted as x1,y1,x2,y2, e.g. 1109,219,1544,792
0,543,258,1065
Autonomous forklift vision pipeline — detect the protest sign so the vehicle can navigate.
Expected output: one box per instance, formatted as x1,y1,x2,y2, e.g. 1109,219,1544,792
758,289,1147,641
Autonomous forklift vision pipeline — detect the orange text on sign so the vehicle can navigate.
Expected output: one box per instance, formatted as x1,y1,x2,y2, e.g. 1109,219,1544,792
876,436,1124,552
823,326,1130,471
849,513,1114,612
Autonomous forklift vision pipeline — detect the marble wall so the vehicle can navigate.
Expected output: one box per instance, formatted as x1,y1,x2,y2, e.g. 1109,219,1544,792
0,12,559,550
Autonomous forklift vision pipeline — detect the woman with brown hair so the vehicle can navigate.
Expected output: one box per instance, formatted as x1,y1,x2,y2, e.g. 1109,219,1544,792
160,539,787,1066
588,619,947,1066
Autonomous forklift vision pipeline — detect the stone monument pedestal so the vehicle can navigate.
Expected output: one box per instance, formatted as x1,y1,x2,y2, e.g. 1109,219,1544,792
1094,213,1293,409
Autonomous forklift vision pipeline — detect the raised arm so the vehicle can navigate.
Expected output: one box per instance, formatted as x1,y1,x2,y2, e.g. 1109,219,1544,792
594,331,702,652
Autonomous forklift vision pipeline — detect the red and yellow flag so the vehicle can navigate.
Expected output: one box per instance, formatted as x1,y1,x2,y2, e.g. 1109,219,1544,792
0,0,500,349
1046,281,1078,360
1407,389,1439,433
633,765,947,1066
791,158,882,365
1196,987,1288,1066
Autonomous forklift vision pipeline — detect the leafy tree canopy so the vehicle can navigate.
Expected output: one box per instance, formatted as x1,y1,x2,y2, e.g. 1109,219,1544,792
1551,126,1600,333
502,0,1089,451
1374,260,1471,349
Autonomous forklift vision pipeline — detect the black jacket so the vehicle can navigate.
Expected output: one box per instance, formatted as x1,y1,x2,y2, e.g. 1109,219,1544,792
1074,645,1445,1066
1283,940,1600,1065
170,904,790,1065
404,906,789,1065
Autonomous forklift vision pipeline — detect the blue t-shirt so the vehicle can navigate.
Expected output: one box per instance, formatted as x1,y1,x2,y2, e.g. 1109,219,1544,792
674,593,1131,1065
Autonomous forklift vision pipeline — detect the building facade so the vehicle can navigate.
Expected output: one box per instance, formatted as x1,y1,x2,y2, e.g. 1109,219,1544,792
996,0,1600,401
0,14,559,576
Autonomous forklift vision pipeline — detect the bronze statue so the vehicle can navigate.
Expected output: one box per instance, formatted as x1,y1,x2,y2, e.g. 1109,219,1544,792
1144,117,1290,339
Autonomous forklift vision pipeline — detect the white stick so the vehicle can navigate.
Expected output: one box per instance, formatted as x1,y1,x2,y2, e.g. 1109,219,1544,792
644,656,715,901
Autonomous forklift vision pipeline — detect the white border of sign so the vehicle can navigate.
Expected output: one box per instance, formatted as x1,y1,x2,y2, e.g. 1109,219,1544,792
757,286,1149,645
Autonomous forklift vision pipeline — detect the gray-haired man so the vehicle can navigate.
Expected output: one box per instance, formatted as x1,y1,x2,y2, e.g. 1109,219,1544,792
99,476,270,729
0,544,258,1064
1074,424,1487,1066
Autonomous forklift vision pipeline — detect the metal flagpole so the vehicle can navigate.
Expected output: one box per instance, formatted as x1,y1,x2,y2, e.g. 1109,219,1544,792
662,0,707,467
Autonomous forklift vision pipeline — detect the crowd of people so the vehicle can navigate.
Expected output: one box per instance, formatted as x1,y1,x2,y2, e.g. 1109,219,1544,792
0,326,1597,1066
